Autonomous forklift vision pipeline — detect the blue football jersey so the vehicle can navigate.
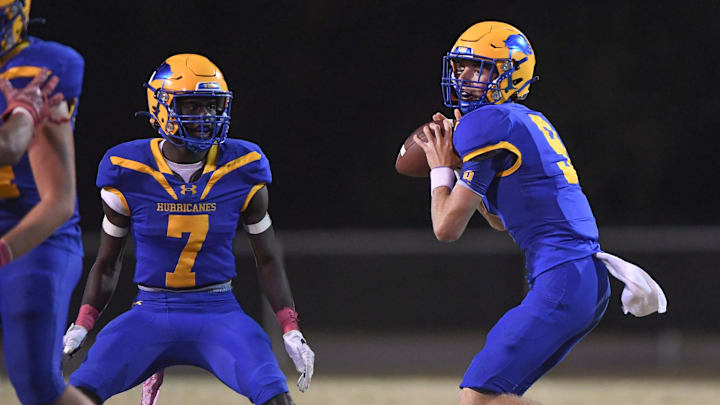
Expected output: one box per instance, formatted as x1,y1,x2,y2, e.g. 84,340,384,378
96,138,272,288
453,103,600,278
0,37,85,252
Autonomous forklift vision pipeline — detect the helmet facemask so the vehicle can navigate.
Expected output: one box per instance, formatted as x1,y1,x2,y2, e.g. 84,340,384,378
151,87,232,152
442,53,526,114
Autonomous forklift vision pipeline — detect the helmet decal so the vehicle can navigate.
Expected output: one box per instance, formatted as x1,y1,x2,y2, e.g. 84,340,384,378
151,62,174,81
504,34,533,56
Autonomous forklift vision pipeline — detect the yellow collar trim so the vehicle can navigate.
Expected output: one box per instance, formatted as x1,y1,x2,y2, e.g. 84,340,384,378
202,144,218,174
150,138,173,174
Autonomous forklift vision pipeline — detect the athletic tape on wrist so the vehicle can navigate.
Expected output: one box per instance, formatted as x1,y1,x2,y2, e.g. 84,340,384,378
245,213,272,234
0,238,13,266
75,304,99,331
11,107,33,121
430,167,456,196
102,215,129,238
275,307,300,334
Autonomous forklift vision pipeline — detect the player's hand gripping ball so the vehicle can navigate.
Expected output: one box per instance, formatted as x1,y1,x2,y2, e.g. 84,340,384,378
395,119,461,177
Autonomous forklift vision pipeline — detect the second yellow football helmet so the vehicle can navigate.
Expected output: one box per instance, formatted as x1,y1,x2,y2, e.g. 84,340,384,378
441,21,538,113
0,0,30,58
142,54,232,151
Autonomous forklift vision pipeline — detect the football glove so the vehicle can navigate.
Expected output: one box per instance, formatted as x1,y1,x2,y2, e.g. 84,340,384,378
283,329,315,392
62,323,88,356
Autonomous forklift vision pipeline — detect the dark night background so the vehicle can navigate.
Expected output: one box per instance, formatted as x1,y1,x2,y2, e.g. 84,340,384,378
28,0,720,230
0,0,715,382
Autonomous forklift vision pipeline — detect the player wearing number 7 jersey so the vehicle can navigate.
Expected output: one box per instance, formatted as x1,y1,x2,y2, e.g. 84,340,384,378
413,21,664,405
64,54,314,405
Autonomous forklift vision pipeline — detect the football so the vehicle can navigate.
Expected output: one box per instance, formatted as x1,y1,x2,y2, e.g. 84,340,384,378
395,120,443,177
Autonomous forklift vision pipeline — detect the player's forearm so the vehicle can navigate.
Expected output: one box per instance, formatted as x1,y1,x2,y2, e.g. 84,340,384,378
0,111,34,166
81,256,123,312
1,196,73,259
257,259,295,312
247,225,295,311
431,187,468,242
4,116,77,259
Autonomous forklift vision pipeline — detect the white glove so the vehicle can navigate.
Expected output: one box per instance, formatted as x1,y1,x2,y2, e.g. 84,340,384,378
282,329,315,392
63,323,88,356
596,252,667,317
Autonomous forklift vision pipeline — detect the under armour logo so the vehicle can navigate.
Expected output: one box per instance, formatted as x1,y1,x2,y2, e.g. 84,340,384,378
462,170,474,182
180,185,197,195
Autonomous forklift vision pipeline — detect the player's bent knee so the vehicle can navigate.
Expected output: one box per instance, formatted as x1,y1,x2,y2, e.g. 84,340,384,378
262,393,295,405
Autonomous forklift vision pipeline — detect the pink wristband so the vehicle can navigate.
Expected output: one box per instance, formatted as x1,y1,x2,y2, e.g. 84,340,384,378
0,239,13,266
75,304,100,331
275,307,299,334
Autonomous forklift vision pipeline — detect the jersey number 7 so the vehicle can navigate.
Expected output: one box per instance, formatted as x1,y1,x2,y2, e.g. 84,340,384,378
165,214,209,288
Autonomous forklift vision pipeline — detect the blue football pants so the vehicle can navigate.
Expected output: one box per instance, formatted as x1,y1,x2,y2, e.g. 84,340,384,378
70,290,288,404
0,244,83,405
461,254,610,395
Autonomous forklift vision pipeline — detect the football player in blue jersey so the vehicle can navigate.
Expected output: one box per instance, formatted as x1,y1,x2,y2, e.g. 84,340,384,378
0,1,92,404
413,21,611,405
62,53,314,405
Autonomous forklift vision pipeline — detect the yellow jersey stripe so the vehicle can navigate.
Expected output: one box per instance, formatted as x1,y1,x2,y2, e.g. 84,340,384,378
0,65,46,80
462,141,522,177
150,138,173,174
202,144,219,174
110,156,178,200
242,183,266,212
200,151,261,200
0,41,30,67
103,187,130,213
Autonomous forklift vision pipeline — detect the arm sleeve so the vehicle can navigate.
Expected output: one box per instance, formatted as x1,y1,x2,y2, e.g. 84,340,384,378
96,150,120,189
453,108,512,160
458,150,515,196
95,149,132,215
53,47,84,101
100,188,129,216
240,147,272,186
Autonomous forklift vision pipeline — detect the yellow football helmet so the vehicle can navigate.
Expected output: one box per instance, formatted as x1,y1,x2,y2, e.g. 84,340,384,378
142,53,232,151
0,0,30,58
441,21,538,113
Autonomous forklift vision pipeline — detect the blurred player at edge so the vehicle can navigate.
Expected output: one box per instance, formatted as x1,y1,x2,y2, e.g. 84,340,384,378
413,21,664,405
0,1,91,404
62,53,314,405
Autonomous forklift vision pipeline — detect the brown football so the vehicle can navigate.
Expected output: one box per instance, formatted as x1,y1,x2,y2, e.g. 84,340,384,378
395,120,442,177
